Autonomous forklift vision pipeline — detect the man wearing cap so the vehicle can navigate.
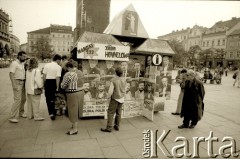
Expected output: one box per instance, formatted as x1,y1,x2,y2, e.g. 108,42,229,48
178,69,205,129
9,51,28,123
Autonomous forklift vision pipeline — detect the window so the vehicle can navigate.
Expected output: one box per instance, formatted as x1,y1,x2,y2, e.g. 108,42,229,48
230,52,233,58
212,41,215,46
203,42,205,47
222,40,225,45
53,34,55,37
237,51,240,58
217,40,220,46
207,41,209,47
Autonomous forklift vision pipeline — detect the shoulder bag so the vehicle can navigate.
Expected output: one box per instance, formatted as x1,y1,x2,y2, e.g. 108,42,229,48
34,69,43,95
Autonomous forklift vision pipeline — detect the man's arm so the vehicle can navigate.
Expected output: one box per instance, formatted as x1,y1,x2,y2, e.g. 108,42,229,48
107,82,114,99
56,77,60,91
9,72,17,90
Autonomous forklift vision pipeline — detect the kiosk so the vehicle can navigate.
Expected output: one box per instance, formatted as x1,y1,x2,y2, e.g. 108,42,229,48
71,4,175,121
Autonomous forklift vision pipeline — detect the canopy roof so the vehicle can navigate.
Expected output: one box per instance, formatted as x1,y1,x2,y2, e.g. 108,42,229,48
134,39,175,55
73,31,124,47
104,4,149,38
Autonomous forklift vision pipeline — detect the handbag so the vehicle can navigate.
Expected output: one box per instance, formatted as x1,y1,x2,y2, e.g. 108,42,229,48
34,69,43,95
233,73,237,79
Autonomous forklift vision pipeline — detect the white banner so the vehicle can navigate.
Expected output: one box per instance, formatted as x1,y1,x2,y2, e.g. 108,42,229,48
77,42,130,61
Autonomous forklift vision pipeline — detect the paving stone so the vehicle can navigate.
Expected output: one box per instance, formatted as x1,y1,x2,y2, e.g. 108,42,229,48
97,134,120,148
102,145,130,158
120,137,143,157
51,139,102,158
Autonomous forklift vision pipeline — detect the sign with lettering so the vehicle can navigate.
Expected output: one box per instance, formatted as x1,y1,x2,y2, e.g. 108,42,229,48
82,104,107,117
77,42,130,61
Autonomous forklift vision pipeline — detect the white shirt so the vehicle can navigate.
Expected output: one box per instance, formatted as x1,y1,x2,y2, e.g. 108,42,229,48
9,59,25,80
43,61,62,79
26,68,43,95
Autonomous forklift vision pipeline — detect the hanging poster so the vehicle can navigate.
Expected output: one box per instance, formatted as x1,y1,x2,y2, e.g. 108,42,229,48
142,81,155,121
122,55,146,118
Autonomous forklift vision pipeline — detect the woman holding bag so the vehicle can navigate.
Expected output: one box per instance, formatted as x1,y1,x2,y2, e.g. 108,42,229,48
25,58,44,121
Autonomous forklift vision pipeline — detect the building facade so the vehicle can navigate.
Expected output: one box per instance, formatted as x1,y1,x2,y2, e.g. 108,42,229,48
20,43,28,53
74,0,111,43
28,24,73,57
9,33,20,55
226,21,240,68
0,9,10,58
158,17,240,68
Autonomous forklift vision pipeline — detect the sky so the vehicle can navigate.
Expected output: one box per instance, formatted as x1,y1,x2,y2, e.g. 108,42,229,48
0,0,240,44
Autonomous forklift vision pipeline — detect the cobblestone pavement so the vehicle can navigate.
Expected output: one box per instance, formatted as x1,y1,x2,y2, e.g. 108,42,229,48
0,66,240,158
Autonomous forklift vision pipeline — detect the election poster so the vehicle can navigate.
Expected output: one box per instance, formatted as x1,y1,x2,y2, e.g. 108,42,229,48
142,81,155,121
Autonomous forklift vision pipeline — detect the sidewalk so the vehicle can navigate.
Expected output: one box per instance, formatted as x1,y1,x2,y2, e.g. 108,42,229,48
0,67,240,158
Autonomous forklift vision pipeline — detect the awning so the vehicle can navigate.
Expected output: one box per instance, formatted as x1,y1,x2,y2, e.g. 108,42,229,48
73,31,130,61
134,39,175,56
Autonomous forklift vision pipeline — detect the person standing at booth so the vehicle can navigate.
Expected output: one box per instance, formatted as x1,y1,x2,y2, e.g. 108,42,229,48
43,54,62,120
101,67,126,132
9,51,27,123
61,62,80,135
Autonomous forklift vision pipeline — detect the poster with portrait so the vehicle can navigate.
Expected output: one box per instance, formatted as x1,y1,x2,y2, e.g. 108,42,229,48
142,81,155,121
122,11,139,36
82,59,115,117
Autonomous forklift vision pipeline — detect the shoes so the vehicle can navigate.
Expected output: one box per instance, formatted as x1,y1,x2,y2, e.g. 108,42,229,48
20,114,27,118
114,125,119,131
50,114,55,120
8,118,19,123
171,112,180,115
66,130,78,135
189,125,196,129
34,117,45,121
178,124,188,129
100,128,112,132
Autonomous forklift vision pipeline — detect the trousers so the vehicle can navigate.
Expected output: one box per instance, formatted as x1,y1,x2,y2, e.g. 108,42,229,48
11,80,26,118
44,79,56,116
107,99,123,129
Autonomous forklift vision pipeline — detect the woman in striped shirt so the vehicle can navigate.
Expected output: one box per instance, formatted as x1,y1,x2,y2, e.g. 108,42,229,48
61,61,79,135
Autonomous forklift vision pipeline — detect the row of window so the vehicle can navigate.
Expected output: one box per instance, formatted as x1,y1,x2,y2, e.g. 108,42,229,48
0,20,8,33
228,51,240,58
202,39,225,47
228,41,240,47
52,34,72,38
29,40,72,45
28,34,72,38
29,47,71,52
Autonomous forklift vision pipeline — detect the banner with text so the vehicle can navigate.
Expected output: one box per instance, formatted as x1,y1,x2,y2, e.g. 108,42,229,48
77,42,130,61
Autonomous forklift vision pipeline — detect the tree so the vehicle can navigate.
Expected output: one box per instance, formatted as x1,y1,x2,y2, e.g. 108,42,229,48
31,37,52,61
187,45,201,67
168,40,187,67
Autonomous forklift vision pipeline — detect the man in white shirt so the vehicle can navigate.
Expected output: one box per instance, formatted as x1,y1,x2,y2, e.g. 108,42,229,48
9,51,28,123
43,54,62,120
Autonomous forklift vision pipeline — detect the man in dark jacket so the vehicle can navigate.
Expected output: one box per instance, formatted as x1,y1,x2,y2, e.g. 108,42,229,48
178,69,205,129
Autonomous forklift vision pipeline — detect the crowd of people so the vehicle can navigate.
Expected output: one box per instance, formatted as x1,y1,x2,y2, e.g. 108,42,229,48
7,51,240,135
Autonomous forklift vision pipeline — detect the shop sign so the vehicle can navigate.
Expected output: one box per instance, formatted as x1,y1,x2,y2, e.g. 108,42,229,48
77,42,130,61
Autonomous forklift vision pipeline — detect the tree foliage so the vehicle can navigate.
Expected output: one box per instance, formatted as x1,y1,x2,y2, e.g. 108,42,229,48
168,40,187,66
186,45,201,66
31,37,52,60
